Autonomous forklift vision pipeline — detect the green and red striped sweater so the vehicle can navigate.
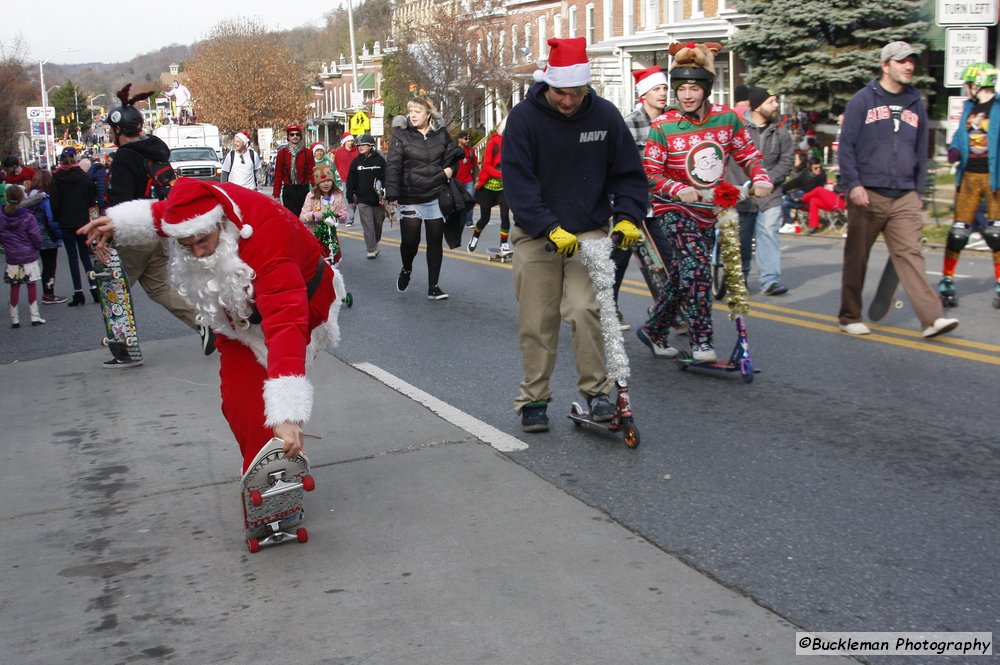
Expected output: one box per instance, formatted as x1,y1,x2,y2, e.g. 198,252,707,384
643,103,771,226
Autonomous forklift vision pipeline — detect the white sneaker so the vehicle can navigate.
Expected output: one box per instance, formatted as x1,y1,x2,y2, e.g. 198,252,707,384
498,242,512,254
839,322,871,335
636,328,677,358
691,343,717,363
366,250,377,259
921,317,959,339
467,236,479,253
779,223,797,234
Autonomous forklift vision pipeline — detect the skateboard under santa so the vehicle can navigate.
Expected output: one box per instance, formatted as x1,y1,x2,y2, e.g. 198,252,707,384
88,248,142,364
487,246,513,263
868,258,902,322
240,437,316,553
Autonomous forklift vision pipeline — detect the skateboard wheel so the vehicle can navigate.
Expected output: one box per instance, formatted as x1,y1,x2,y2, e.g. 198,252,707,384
101,337,110,347
894,300,903,309
624,422,640,449
301,475,316,492
125,336,138,348
296,528,309,543
249,490,263,507
87,271,96,280
247,537,261,553
111,269,121,280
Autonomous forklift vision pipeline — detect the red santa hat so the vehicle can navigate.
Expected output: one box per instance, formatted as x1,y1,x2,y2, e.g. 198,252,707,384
533,37,591,88
341,132,354,144
633,65,667,98
310,142,326,155
150,178,252,240
234,131,251,145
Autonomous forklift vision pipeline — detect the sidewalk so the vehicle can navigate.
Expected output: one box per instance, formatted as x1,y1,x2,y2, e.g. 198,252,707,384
0,338,849,664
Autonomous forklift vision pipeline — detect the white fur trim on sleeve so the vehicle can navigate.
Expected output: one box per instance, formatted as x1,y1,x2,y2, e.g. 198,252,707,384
106,199,160,245
263,375,314,427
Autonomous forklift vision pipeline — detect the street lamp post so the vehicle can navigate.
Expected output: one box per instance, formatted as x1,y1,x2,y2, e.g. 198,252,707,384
39,48,77,167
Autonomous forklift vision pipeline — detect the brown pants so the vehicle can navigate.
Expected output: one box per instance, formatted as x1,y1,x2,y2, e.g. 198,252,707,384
511,225,611,413
119,238,199,330
839,190,943,328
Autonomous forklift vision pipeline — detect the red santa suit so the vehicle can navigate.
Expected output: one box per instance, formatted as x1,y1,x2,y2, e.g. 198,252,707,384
106,178,344,471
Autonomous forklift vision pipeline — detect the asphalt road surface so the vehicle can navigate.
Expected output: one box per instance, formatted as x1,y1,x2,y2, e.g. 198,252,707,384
3,221,996,664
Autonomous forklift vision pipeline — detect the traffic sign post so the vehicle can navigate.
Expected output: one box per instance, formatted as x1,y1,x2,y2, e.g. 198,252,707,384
936,0,998,25
26,106,56,121
944,27,989,86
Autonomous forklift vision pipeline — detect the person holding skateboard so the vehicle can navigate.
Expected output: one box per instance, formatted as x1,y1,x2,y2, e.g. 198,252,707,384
612,65,671,332
940,62,1000,309
637,42,772,363
80,178,345,471
501,37,647,432
837,41,958,338
104,84,212,366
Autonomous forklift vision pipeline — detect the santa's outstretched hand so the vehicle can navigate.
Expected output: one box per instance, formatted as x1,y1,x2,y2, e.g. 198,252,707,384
79,216,117,259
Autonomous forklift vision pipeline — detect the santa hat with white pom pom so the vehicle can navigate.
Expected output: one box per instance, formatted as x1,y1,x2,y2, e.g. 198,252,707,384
533,37,592,88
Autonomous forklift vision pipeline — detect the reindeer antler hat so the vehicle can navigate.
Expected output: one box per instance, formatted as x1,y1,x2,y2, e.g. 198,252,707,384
668,42,722,93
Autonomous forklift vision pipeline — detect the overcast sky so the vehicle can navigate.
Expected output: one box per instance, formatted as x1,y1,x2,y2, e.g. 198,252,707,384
4,1,332,65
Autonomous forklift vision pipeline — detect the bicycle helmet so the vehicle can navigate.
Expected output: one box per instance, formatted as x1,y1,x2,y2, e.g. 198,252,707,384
105,84,152,137
356,134,376,147
961,62,998,88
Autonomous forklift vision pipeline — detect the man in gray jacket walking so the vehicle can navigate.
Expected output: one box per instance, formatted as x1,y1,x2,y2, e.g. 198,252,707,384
730,86,795,295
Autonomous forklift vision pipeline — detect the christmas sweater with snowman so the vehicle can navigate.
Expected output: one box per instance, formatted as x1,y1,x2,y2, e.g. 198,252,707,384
644,103,771,227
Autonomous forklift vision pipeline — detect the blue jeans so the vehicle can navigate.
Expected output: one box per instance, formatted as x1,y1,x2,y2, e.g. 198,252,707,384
753,206,783,289
462,181,475,226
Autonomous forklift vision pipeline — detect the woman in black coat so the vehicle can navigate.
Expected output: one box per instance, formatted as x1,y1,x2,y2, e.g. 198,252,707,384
385,97,464,300
49,148,98,306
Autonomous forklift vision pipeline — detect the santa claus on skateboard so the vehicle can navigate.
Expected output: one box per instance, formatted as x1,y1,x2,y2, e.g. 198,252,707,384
81,177,344,472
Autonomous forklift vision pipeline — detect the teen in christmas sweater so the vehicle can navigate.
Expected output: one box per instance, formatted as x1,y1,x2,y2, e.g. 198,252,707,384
637,42,772,363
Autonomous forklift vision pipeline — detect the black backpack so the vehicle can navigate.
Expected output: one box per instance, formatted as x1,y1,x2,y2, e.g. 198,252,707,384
29,199,59,243
145,159,176,200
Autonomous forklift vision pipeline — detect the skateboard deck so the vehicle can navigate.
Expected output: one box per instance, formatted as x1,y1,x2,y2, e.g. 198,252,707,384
634,220,668,301
488,247,513,263
868,258,902,322
240,437,315,552
89,248,142,363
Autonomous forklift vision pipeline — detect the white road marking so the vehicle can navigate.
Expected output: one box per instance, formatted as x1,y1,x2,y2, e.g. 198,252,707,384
351,362,529,452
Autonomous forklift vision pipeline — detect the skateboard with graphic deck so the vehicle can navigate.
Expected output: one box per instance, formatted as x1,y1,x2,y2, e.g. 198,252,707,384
488,247,513,263
240,437,316,553
868,258,902,322
88,248,142,364
634,219,669,301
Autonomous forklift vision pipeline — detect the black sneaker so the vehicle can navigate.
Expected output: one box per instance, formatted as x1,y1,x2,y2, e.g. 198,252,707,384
396,269,411,293
427,285,449,300
103,357,144,369
521,401,549,433
198,325,217,355
42,294,68,305
586,394,615,422
763,282,788,296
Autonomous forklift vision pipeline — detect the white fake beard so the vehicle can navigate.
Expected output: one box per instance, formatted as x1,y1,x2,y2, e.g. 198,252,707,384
170,222,256,332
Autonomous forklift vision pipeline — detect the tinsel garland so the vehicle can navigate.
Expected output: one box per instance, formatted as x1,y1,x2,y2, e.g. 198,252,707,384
579,237,630,382
715,209,749,317
313,212,340,256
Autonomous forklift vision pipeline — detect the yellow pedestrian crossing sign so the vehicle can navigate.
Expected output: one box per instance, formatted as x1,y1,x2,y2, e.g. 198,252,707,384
350,110,370,136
